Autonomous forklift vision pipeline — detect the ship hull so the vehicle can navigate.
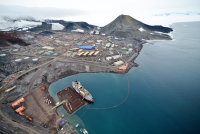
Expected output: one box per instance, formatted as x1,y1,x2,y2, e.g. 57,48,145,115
72,81,94,103
73,87,94,102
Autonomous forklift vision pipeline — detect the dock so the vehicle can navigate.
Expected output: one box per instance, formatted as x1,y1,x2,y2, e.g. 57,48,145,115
57,87,86,114
48,100,67,112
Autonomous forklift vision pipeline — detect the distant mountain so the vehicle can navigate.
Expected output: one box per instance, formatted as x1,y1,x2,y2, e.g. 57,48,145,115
0,15,173,40
0,18,95,32
44,20,95,31
100,14,173,40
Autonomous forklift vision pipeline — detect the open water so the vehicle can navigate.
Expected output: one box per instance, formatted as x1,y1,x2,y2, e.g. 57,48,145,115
49,21,200,134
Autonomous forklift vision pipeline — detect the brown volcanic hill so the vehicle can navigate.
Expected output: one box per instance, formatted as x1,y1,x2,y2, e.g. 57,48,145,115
100,14,173,40
0,31,30,47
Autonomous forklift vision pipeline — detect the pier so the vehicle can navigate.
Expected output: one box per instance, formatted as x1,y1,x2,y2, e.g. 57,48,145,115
57,87,86,114
48,100,67,112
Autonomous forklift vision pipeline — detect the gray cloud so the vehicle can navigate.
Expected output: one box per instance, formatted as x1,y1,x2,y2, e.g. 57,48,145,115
0,4,87,20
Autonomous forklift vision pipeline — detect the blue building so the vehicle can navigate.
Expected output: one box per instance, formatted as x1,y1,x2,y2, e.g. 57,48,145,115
78,46,94,50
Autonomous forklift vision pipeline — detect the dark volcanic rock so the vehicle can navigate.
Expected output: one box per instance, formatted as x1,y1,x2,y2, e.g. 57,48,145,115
29,22,52,32
0,32,30,47
101,14,173,40
39,31,55,36
144,24,173,33
45,20,95,31
62,22,95,31
28,20,95,32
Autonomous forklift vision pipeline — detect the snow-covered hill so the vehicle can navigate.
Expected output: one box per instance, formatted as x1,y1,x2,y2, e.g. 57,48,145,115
0,18,94,32
0,19,42,31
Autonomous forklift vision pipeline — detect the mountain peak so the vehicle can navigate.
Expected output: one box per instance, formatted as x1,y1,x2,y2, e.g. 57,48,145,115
100,14,173,40
103,14,143,32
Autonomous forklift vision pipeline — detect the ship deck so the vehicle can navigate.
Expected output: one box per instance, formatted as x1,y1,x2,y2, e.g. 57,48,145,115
57,86,86,114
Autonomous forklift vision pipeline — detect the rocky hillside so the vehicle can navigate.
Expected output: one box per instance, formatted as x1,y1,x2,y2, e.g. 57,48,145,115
28,22,52,32
100,14,173,40
45,20,95,32
0,31,30,47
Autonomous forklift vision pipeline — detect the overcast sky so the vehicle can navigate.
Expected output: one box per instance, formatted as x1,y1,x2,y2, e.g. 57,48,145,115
0,0,200,26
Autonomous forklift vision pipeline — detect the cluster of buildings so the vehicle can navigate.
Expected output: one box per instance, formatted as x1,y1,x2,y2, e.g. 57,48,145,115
0,29,137,71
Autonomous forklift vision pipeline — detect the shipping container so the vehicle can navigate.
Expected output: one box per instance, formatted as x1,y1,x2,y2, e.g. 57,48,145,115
15,106,25,113
12,98,25,108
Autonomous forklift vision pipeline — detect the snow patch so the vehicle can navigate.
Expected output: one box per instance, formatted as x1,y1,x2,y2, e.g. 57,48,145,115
155,31,164,34
139,27,146,32
71,29,84,33
22,28,28,30
0,20,42,31
51,23,64,30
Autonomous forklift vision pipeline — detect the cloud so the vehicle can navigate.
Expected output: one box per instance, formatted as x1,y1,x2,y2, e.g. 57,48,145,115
2,16,36,21
0,4,87,20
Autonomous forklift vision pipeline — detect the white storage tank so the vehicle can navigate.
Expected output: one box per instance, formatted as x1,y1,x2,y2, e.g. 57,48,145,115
0,54,6,57
105,43,111,48
32,58,38,62
15,59,22,62
106,57,112,61
13,49,19,52
113,60,124,66
24,57,30,60
112,55,120,60
97,40,102,43
128,48,133,51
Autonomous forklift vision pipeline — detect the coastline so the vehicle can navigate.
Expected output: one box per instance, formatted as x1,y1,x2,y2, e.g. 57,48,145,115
0,38,143,133
0,20,174,133
1,17,200,134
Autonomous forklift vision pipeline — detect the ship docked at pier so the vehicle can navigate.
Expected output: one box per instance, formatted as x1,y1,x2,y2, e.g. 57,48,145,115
72,80,94,102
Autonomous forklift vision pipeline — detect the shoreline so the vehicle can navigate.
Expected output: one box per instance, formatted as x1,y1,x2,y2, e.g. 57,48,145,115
0,25,170,133
0,41,143,134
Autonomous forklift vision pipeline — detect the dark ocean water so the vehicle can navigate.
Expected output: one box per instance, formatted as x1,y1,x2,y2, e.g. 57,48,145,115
49,21,200,134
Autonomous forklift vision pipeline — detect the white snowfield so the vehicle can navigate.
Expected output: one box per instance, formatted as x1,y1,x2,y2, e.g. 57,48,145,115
154,31,164,34
0,20,42,31
138,14,200,27
51,23,65,30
